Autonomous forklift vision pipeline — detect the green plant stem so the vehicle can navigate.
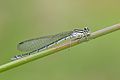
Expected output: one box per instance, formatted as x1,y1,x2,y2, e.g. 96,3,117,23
0,23,120,73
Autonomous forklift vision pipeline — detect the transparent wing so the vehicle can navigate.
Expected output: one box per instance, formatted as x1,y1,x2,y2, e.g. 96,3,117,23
17,31,72,52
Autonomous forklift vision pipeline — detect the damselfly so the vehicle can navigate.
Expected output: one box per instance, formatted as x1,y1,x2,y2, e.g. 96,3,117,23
11,27,90,61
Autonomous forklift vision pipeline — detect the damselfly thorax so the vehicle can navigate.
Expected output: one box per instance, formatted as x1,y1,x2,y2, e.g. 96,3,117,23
11,27,90,61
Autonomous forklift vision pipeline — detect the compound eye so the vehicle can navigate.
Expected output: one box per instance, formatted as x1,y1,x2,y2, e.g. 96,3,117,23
84,27,89,32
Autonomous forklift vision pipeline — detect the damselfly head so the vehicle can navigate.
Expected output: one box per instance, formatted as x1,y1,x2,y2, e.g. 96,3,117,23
83,27,89,32
83,27,90,36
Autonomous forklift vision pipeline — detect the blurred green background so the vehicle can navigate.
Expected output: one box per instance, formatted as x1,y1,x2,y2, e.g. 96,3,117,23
0,0,120,80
